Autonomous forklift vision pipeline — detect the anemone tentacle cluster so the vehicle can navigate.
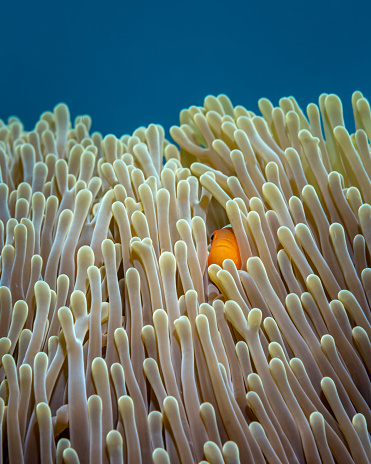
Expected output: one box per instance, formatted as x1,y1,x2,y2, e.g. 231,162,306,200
0,92,371,463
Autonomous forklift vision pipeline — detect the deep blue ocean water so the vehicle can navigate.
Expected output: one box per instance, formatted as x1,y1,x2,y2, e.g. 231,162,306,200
1,0,370,137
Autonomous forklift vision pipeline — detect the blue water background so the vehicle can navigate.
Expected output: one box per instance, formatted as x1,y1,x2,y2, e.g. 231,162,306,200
1,0,370,138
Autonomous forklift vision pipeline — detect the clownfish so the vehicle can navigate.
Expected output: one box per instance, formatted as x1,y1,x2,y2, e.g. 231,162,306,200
208,226,242,270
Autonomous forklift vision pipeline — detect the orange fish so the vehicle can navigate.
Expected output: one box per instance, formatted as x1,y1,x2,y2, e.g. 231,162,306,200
208,226,242,269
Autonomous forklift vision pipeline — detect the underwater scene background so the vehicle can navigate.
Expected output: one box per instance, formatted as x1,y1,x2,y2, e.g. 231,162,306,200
1,0,371,135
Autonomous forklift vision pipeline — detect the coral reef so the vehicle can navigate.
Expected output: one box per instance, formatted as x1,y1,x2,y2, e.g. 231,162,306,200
0,91,371,463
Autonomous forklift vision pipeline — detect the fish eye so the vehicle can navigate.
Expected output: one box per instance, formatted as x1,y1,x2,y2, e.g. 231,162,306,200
210,232,215,242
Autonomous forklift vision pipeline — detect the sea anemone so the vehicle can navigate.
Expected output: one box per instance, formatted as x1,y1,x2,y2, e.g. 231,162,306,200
0,92,371,463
